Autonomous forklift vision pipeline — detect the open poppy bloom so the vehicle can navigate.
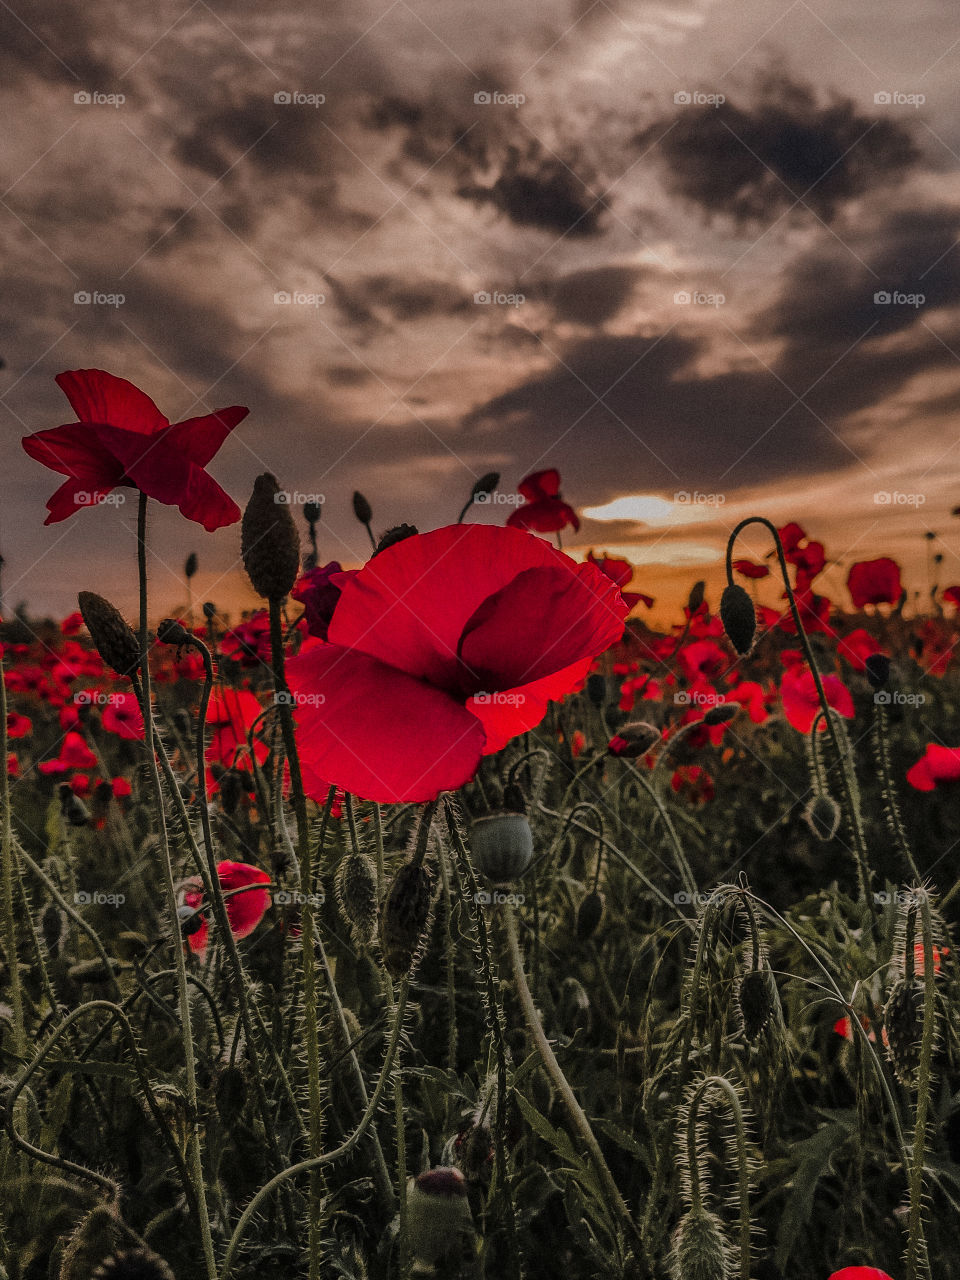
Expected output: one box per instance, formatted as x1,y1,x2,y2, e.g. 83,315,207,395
287,524,627,802
38,730,98,775
182,860,271,959
22,369,247,530
506,469,580,534
837,628,882,671
847,558,902,609
205,688,268,795
906,743,960,791
780,666,854,733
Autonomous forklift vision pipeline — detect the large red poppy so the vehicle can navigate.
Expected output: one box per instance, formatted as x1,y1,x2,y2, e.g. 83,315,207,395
906,743,960,791
506,469,580,534
182,860,271,959
22,369,247,530
780,666,854,732
847,558,902,609
287,524,627,802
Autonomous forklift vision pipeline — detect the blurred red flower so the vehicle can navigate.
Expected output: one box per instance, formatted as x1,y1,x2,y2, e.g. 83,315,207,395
780,666,854,732
847,557,902,608
837,628,882,671
506,469,580,534
732,558,769,579
944,585,960,608
586,552,654,610
60,611,84,635
288,524,626,802
182,860,271,958
101,692,145,740
6,712,32,738
828,1269,894,1280
205,689,268,793
906,743,960,791
221,612,272,667
38,731,98,775
22,369,247,530
670,764,714,803
291,561,357,639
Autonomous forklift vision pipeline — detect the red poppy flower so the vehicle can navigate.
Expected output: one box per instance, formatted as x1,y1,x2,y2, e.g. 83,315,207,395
38,730,98,774
847,558,902,609
780,666,854,733
182,860,271,958
61,611,84,635
778,589,833,634
733,558,769,580
670,764,714,803
101,692,145,740
7,752,19,778
585,552,654,610
837,628,882,672
506,469,580,534
828,1269,894,1280
833,1013,876,1043
677,640,727,683
220,611,272,667
287,524,627,803
112,776,132,798
777,522,807,556
906,743,960,791
22,369,247,530
70,772,91,796
943,585,960,608
726,679,770,724
205,689,268,794
6,712,32,738
291,561,357,639
569,729,586,758
59,704,81,731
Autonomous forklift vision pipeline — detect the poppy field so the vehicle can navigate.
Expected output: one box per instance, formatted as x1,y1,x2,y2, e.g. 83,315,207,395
5,368,960,1280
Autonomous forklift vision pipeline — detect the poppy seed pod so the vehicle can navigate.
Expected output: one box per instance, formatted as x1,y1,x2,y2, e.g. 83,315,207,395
671,1206,731,1280
241,473,301,601
156,617,192,647
303,500,322,525
92,1248,176,1280
381,859,433,975
407,1167,474,1265
720,583,756,656
470,811,534,883
78,591,140,677
352,490,373,525
804,793,841,842
864,653,892,690
586,671,607,707
374,523,418,556
68,958,124,985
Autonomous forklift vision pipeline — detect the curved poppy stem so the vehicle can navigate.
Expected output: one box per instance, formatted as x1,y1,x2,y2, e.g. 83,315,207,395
726,517,875,915
0,647,26,1057
135,492,216,1280
906,890,937,1280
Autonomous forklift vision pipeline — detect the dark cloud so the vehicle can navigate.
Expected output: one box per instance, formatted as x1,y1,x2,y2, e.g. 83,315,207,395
321,272,471,330
457,148,605,236
637,77,920,225
543,265,647,325
0,0,116,88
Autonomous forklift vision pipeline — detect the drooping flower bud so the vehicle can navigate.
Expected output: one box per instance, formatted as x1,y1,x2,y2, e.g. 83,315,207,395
687,580,706,614
91,1247,176,1280
352,490,373,525
41,904,66,956
864,653,891,690
703,702,739,727
586,672,607,707
184,552,198,580
804,793,841,842
381,859,433,976
407,1167,474,1266
241,473,300,601
608,721,661,758
336,849,379,946
720,583,756,656
471,472,500,501
576,889,605,941
78,591,140,678
156,618,192,647
883,977,925,1086
470,812,534,883
671,1206,731,1280
737,965,778,1040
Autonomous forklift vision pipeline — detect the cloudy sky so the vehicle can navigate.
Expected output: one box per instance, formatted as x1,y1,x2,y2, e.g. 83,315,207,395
2,0,959,622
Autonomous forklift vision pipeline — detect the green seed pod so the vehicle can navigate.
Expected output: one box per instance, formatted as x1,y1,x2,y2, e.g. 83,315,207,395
884,977,926,1085
380,860,433,976
336,850,379,947
804,793,841,842
671,1206,732,1280
407,1167,474,1265
737,965,777,1040
78,591,140,677
92,1247,176,1280
241,473,300,601
576,889,605,941
470,812,534,883
720,583,756,656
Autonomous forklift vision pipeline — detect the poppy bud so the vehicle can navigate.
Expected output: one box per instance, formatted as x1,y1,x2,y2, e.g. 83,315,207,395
703,702,739,726
241,473,301,601
687,580,706,614
883,978,925,1086
454,1120,494,1182
608,721,661,758
217,769,245,816
202,602,217,620
184,552,198,580
586,672,607,707
156,618,192,647
78,591,140,678
92,1247,176,1280
41,904,66,956
407,1167,474,1265
864,653,891,690
303,501,322,525
737,965,777,1040
336,850,380,946
470,812,534,883
353,490,373,525
804,793,841,842
471,471,500,500
381,860,433,976
720,583,756,655
215,1063,248,1124
576,889,605,941
374,524,418,556
671,1207,731,1280
178,904,204,938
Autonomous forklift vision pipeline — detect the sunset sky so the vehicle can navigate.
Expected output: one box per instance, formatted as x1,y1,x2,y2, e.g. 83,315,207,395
2,0,960,624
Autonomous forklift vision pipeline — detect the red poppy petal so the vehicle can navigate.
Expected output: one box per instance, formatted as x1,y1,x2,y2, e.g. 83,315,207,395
56,369,168,435
22,423,126,480
218,861,271,938
41,478,124,524
519,468,560,500
167,406,249,466
467,656,594,754
287,644,486,803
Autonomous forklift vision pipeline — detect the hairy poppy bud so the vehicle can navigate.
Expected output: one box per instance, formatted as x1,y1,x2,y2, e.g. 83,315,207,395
864,653,891,690
178,904,204,938
454,1119,494,1183
407,1167,474,1265
184,552,198,580
217,768,245,816
156,618,192,647
576,889,605,941
703,702,739,726
737,965,777,1040
78,591,140,678
671,1207,731,1280
471,472,500,500
381,860,433,976
202,601,217,620
303,501,322,525
470,812,534,883
720,583,756,656
352,490,373,525
241,473,301,601
608,721,660,758
804,793,841,842
336,850,379,947
215,1063,248,1123
92,1248,176,1280
884,978,926,1085
559,976,591,1036
374,524,418,556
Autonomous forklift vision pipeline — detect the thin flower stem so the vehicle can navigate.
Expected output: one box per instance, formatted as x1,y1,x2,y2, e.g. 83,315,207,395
0,647,26,1056
134,492,216,1280
627,763,697,899
906,891,937,1280
687,1076,751,1280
